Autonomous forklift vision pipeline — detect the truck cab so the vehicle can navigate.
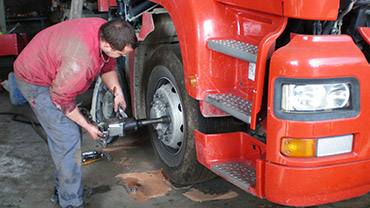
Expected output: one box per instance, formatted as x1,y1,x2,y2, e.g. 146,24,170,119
91,0,370,206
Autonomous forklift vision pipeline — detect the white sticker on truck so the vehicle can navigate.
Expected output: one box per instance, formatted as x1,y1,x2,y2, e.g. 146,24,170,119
248,63,256,81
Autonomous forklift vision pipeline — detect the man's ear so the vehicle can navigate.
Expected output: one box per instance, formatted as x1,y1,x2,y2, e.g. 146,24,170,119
100,39,112,51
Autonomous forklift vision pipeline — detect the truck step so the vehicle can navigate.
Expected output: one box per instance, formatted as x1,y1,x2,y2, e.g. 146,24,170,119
212,162,256,190
206,94,252,123
208,39,258,63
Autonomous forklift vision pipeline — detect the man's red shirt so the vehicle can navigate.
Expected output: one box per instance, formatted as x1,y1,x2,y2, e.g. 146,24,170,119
14,18,116,113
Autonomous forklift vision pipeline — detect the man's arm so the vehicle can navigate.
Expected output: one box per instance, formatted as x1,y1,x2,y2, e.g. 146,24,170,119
100,70,126,111
65,107,103,140
50,56,104,140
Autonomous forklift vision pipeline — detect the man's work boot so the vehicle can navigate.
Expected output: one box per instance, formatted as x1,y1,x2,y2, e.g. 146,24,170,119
51,187,59,204
66,203,87,208
51,186,90,207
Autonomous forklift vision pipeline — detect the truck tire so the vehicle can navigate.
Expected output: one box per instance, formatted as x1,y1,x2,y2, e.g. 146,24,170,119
90,59,131,144
146,45,215,185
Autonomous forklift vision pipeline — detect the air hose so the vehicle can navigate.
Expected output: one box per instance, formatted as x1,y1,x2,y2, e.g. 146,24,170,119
0,112,48,143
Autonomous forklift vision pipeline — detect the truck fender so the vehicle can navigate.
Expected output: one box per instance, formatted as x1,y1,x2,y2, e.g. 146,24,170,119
138,12,155,41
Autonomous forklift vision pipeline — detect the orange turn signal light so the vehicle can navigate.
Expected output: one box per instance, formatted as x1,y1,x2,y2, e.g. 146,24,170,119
188,74,197,88
281,138,316,157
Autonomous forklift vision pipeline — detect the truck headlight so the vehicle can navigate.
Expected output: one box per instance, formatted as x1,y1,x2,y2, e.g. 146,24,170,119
282,83,350,112
273,77,360,121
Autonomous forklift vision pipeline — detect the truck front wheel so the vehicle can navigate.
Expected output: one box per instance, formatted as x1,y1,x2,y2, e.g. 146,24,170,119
146,45,215,185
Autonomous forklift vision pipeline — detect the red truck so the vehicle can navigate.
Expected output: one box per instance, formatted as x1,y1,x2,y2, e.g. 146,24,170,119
90,0,370,206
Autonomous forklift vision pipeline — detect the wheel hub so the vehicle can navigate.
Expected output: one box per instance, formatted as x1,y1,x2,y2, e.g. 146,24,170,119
150,83,184,150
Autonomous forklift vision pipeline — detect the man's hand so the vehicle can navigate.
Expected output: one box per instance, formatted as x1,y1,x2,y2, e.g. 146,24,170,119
85,123,104,140
100,70,126,112
65,107,104,140
114,93,126,112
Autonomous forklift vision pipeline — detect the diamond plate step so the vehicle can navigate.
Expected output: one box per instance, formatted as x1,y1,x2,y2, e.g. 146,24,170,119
208,39,258,63
212,162,256,190
206,94,252,123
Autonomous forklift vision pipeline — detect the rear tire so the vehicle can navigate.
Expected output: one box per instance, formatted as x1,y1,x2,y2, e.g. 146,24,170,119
146,45,215,185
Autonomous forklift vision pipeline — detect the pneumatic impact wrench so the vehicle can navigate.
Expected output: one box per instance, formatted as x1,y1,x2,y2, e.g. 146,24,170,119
95,105,171,147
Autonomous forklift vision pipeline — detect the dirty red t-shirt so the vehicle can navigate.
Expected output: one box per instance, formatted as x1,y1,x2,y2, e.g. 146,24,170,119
14,18,116,114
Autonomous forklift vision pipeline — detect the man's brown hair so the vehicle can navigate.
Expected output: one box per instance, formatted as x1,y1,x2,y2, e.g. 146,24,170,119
99,19,138,51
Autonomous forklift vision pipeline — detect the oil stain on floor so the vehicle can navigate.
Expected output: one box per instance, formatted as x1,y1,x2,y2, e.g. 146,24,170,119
116,169,172,202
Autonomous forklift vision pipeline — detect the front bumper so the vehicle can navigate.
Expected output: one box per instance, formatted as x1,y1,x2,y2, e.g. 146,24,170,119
265,159,370,206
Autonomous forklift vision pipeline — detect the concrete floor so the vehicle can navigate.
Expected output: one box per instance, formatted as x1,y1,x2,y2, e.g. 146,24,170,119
1,91,370,208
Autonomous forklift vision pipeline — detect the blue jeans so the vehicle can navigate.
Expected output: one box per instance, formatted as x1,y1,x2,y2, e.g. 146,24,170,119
15,78,83,208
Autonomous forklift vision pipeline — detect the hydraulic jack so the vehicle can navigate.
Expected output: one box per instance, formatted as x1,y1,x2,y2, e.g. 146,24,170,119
82,150,112,165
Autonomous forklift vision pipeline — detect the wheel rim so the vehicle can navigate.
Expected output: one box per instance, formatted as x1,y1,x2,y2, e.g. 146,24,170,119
150,78,184,154
101,90,115,120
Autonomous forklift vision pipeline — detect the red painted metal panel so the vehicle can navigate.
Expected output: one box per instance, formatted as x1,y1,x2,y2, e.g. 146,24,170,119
215,0,339,20
255,157,265,198
194,130,266,197
250,15,287,129
194,130,266,166
138,12,155,41
359,27,370,45
215,0,283,16
284,0,340,20
0,33,27,56
98,0,117,12
265,160,370,206
152,0,243,99
98,0,109,12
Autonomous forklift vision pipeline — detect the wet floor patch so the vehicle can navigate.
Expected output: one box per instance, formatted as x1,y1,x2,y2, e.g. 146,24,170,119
103,137,146,152
91,185,111,195
115,169,171,202
112,156,133,166
183,188,238,202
